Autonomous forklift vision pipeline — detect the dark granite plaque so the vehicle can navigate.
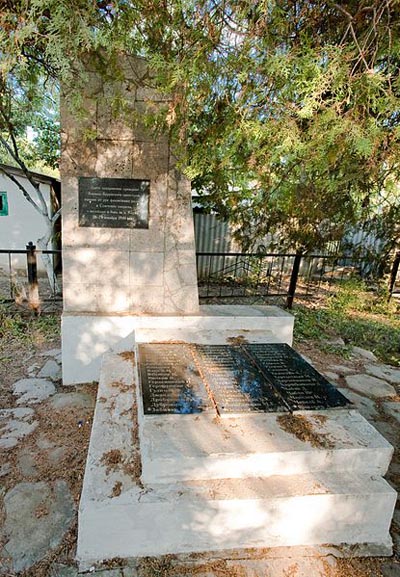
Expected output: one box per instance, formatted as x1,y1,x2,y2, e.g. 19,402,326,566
244,343,350,411
138,344,212,415
79,177,149,229
138,343,350,415
194,344,288,414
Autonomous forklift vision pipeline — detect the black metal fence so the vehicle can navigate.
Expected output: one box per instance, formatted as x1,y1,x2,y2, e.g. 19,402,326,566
389,251,400,300
1,245,399,313
197,251,400,308
0,243,62,314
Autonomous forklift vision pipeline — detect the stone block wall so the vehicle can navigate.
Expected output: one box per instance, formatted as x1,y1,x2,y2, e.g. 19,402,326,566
61,57,199,315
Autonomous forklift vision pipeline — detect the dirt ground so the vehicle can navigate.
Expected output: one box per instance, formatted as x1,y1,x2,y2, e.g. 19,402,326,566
0,311,399,577
0,310,95,576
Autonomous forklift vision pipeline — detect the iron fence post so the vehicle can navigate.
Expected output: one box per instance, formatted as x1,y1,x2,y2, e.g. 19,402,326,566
286,252,302,309
388,251,400,301
26,241,40,315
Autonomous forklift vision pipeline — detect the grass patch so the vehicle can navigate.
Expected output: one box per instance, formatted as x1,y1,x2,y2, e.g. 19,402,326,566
0,306,60,347
293,279,400,366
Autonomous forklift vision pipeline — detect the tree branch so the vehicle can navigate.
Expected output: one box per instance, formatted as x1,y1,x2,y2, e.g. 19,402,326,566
332,2,371,71
51,207,62,224
0,108,20,160
0,133,49,216
331,3,354,20
0,167,44,215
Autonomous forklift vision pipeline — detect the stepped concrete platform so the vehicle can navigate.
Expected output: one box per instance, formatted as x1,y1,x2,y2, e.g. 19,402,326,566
79,471,395,563
62,305,293,384
77,350,397,569
139,411,393,484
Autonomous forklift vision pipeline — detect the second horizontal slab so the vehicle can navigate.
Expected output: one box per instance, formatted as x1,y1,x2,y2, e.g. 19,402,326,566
140,409,393,484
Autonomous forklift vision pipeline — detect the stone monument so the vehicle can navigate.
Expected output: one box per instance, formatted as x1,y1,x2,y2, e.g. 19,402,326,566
61,56,294,384
60,56,396,569
61,57,201,382
62,57,199,315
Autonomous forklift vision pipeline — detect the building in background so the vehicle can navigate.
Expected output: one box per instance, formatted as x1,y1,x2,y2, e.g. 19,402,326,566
0,163,60,272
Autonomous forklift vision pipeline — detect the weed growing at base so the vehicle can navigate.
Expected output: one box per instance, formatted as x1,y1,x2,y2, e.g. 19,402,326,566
0,306,60,346
293,280,400,366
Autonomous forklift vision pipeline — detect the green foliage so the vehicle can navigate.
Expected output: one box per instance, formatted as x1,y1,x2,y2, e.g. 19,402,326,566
293,279,400,365
0,64,60,172
0,306,60,345
327,278,398,317
293,307,333,342
326,278,375,313
1,1,399,254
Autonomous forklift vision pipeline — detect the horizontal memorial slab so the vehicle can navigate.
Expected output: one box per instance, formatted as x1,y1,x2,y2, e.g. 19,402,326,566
195,344,288,414
138,344,212,415
138,343,350,415
244,343,350,411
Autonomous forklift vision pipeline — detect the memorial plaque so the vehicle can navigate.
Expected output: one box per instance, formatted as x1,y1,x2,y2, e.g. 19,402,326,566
244,343,350,411
79,177,149,229
195,344,288,414
138,343,349,416
138,344,212,415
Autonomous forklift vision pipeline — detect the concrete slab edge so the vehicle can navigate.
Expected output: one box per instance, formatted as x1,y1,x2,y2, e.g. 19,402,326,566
77,537,394,573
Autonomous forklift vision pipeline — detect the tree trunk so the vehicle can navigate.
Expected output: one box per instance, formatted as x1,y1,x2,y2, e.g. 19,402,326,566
37,221,60,296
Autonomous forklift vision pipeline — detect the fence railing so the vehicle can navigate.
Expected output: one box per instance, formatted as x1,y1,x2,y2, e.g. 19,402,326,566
0,243,62,314
389,251,400,300
196,251,400,308
1,246,399,313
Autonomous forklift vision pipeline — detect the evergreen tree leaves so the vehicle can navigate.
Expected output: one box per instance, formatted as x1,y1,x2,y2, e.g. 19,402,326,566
0,1,399,255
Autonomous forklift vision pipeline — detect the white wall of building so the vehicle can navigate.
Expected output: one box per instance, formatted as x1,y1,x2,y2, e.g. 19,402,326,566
0,171,54,272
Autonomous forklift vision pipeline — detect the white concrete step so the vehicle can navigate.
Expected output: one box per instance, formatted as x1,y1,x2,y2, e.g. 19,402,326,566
77,351,397,568
134,327,279,345
139,410,394,484
77,470,396,566
62,305,293,384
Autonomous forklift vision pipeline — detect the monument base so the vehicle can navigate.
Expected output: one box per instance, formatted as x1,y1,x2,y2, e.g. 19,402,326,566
76,339,396,569
61,305,294,385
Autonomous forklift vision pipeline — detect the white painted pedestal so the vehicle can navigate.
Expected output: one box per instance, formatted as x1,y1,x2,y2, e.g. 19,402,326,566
62,305,294,385
76,314,396,570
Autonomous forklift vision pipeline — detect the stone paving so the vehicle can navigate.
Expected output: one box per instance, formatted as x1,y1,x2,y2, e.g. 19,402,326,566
0,347,94,576
0,408,38,449
4,481,74,573
0,345,399,576
12,378,56,405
